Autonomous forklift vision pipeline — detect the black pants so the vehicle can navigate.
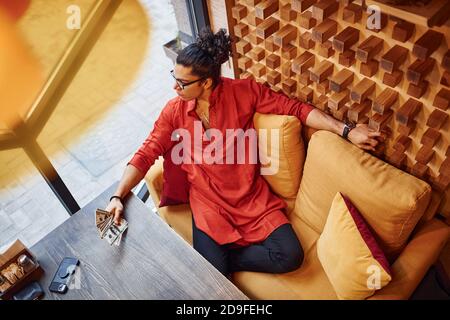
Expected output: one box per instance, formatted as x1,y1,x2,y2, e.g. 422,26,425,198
192,219,304,277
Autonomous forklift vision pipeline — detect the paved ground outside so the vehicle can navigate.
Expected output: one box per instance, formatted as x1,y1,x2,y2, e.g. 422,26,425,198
0,0,177,251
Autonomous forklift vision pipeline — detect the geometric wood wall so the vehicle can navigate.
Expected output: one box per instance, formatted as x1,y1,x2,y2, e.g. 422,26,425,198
227,0,450,219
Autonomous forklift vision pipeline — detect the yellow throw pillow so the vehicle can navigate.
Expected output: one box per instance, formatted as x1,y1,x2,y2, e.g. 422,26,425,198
317,192,392,300
253,113,306,214
253,112,305,199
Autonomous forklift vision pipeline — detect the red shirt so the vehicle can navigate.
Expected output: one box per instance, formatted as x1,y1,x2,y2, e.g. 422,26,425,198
129,78,314,246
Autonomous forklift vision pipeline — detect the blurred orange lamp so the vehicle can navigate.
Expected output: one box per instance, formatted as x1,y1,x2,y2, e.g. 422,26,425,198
0,4,43,130
0,0,30,21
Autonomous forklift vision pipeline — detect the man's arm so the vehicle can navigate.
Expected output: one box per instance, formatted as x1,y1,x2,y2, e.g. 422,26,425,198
107,164,145,224
113,165,145,199
249,79,382,151
107,101,176,223
305,108,382,151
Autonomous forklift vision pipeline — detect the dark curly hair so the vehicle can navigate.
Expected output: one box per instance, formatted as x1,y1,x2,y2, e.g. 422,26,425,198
176,28,233,87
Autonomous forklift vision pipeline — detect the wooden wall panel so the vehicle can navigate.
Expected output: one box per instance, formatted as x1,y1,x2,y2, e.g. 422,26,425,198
222,0,450,218
207,0,237,78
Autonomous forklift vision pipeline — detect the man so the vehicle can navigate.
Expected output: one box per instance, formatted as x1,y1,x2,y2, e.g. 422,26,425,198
106,29,381,277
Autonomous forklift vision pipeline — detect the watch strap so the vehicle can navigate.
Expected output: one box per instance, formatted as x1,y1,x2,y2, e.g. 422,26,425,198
342,123,355,140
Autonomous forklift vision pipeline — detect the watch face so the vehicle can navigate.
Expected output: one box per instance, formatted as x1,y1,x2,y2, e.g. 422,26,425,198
345,121,355,129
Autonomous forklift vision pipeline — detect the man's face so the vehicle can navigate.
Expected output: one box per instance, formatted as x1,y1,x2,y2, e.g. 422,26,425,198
172,64,207,101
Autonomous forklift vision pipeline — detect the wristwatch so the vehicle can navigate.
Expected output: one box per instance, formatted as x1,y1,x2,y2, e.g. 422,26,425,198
342,121,356,140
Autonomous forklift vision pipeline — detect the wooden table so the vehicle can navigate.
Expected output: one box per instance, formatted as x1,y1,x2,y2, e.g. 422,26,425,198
31,183,248,300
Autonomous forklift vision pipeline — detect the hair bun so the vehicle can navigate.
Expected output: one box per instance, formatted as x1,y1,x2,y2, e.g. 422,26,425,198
196,28,233,65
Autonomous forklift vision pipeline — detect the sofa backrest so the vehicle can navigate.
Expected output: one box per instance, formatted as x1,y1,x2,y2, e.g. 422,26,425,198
253,113,306,213
295,130,432,260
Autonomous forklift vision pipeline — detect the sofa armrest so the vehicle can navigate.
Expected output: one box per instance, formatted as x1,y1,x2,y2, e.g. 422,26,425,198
143,157,194,245
368,218,450,300
144,156,164,206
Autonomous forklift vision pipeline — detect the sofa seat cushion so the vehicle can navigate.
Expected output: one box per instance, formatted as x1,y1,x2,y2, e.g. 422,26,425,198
232,214,338,300
157,204,193,245
295,131,431,260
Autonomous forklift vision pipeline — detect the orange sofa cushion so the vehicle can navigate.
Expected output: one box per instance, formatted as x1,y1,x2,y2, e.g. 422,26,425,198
295,131,431,260
232,214,338,299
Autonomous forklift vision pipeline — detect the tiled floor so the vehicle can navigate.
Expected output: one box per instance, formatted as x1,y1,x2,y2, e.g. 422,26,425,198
0,0,178,252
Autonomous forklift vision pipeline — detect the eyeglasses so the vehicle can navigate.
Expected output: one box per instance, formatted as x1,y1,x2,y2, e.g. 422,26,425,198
170,70,205,90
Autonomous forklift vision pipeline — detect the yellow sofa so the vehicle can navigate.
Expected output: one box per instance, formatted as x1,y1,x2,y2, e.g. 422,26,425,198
144,113,450,300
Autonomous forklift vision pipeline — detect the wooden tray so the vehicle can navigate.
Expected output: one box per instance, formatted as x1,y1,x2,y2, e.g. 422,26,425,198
0,240,44,300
